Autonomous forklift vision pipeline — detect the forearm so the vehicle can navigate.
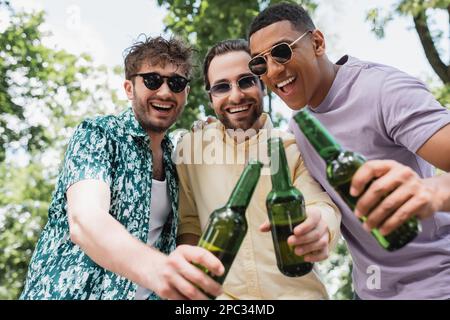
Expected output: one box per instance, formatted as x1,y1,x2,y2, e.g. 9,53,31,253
424,172,450,212
69,210,162,289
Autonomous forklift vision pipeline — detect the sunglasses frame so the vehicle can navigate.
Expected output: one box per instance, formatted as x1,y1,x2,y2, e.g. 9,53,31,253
208,74,260,98
249,30,312,76
130,72,190,93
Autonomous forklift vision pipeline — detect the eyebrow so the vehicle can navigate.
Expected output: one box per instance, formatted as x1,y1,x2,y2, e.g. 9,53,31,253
251,39,294,57
211,73,254,86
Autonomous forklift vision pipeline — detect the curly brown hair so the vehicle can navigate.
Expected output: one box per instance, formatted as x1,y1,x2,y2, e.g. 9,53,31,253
123,35,194,81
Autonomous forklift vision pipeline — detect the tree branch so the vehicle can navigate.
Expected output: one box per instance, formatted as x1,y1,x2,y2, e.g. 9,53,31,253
413,9,449,84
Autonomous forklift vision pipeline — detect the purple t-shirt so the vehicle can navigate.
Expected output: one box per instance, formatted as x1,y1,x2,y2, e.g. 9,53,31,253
289,55,450,299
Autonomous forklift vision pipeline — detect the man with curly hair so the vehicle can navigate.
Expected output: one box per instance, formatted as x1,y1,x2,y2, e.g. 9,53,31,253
20,36,224,300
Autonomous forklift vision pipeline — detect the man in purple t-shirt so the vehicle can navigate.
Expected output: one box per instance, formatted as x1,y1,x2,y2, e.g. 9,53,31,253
248,3,450,299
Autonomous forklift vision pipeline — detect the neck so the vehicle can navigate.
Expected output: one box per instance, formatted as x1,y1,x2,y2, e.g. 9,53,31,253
148,131,165,152
309,57,340,109
226,115,264,144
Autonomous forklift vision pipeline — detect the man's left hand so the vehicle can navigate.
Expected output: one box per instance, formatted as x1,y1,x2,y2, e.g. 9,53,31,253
260,207,330,262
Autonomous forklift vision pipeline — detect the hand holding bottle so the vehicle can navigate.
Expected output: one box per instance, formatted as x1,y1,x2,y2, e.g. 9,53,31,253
259,206,330,263
350,159,441,236
150,245,224,300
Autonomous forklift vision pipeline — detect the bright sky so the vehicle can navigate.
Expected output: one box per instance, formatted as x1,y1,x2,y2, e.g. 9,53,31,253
7,0,450,124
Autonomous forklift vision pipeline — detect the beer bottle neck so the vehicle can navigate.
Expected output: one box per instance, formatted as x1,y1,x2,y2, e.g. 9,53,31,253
225,160,262,210
293,109,343,162
269,137,292,191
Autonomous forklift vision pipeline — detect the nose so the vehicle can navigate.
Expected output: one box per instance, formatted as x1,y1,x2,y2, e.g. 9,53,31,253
228,84,245,104
156,80,173,98
265,55,285,81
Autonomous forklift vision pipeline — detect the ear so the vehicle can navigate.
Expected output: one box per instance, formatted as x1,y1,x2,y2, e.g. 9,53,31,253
124,80,134,100
311,29,326,57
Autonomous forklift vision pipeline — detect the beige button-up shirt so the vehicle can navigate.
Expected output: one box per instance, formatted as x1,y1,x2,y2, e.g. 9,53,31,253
174,114,341,299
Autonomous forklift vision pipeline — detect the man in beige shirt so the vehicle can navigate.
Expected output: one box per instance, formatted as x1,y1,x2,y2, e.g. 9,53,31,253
174,39,340,299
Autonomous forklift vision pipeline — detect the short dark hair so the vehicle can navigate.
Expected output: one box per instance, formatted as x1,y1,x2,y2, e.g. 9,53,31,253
248,2,315,39
203,39,251,90
124,35,194,80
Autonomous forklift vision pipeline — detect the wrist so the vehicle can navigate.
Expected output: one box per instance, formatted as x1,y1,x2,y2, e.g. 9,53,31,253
136,247,166,290
424,174,450,212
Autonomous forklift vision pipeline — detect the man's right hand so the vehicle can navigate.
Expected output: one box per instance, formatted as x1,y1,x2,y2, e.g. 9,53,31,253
191,116,217,132
150,244,224,300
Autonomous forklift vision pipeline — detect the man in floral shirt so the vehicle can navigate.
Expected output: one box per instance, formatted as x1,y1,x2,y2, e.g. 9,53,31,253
20,36,224,300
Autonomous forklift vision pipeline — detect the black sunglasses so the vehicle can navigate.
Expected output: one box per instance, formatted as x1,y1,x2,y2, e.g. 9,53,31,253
208,75,259,98
130,72,190,93
248,30,312,76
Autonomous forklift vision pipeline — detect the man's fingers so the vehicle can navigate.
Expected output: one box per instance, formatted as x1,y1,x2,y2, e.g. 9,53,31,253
181,245,224,277
288,222,327,246
350,160,397,197
293,208,320,236
363,186,414,230
378,195,429,236
294,234,329,258
206,116,217,124
168,273,209,300
259,220,271,232
354,166,416,218
303,247,329,263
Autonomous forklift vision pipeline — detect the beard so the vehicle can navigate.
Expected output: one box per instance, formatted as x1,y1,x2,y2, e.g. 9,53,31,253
132,90,181,134
218,100,263,131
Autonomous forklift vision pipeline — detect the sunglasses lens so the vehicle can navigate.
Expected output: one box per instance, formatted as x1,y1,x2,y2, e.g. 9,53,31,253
271,43,292,63
168,76,188,93
142,73,164,90
210,83,231,97
248,56,267,76
238,76,258,90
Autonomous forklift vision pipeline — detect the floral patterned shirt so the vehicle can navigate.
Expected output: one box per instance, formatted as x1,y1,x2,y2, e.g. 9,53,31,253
20,108,179,300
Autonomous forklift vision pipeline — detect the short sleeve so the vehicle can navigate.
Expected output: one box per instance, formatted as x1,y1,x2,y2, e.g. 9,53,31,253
61,120,114,192
380,71,450,153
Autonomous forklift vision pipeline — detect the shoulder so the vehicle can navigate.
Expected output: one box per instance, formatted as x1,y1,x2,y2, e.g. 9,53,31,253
348,56,424,88
73,113,126,144
75,114,117,134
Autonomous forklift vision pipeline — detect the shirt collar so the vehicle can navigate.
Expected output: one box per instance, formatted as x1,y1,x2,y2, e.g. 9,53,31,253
119,107,148,138
119,107,173,150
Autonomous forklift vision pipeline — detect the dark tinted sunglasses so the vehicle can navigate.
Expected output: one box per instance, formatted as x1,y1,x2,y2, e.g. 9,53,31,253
248,30,312,76
130,72,190,93
208,75,259,98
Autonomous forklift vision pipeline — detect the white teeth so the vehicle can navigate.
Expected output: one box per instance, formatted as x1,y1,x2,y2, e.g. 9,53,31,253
228,105,250,114
276,77,295,88
152,103,172,109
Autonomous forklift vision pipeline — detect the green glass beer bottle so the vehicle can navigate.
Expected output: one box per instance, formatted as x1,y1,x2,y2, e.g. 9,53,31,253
266,137,313,276
293,109,420,251
197,159,262,286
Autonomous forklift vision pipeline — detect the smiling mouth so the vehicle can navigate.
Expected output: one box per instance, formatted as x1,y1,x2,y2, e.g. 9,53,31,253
276,76,296,93
151,102,174,112
227,105,251,114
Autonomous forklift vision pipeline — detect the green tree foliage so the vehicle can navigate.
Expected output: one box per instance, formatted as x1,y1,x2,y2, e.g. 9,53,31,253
0,163,51,299
156,0,318,129
366,0,449,106
0,4,123,299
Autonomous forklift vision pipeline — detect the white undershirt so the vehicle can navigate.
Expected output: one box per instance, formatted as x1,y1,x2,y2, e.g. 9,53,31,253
135,178,171,300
